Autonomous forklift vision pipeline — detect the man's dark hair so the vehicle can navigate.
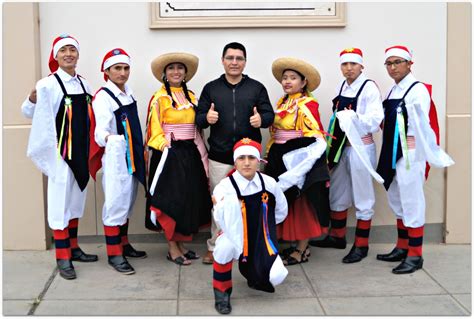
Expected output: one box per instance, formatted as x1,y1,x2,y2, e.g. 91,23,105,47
222,42,247,59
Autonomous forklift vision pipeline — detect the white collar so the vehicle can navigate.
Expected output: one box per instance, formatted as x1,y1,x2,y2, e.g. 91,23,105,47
56,67,78,82
232,170,261,191
346,73,367,90
395,72,416,90
105,80,133,97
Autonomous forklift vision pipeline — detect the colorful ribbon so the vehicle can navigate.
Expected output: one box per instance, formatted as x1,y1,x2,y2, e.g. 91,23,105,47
121,114,135,175
397,108,410,170
241,199,248,262
261,192,277,256
326,110,337,156
57,96,72,160
66,103,72,160
392,112,399,169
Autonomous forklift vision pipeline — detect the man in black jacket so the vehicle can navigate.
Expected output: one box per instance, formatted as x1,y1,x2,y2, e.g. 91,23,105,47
196,42,274,264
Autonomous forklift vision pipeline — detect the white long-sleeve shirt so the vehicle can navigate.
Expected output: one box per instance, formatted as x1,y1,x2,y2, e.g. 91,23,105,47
385,72,431,136
336,73,384,134
213,170,288,224
92,80,135,147
21,67,92,119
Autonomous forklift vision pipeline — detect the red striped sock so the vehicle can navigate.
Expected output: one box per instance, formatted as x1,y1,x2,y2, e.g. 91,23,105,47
104,225,123,256
396,219,409,249
68,218,79,249
119,219,130,246
407,226,424,257
53,228,71,260
213,261,233,293
329,210,348,238
354,219,371,247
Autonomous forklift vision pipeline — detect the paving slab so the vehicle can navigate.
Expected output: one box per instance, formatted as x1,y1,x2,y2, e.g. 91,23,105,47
422,244,471,294
320,294,469,315
179,297,324,316
304,244,445,297
180,257,314,300
43,243,179,301
2,300,34,315
34,300,177,315
3,250,55,299
452,294,472,313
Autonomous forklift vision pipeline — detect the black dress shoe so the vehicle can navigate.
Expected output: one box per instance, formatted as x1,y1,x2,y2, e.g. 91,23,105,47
214,289,232,315
309,236,347,249
57,259,76,280
342,246,368,263
123,244,147,259
108,256,135,275
392,256,423,274
71,247,98,262
376,247,408,262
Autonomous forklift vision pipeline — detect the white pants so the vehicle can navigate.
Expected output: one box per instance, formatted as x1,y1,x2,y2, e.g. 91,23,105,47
207,159,234,251
387,149,426,228
329,144,376,220
101,136,138,226
47,158,87,230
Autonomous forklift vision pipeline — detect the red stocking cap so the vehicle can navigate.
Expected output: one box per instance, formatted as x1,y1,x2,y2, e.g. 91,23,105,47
339,47,363,65
385,45,413,62
48,34,80,73
233,138,262,162
101,48,131,81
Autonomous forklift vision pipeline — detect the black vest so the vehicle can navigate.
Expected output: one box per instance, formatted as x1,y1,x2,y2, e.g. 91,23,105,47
327,79,372,169
101,87,146,187
376,81,420,190
54,73,91,191
229,172,278,292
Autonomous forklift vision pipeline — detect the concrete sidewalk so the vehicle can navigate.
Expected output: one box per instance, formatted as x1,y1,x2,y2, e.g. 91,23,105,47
3,242,471,316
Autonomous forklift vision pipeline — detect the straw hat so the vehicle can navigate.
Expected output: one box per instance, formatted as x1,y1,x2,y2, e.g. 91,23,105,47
151,52,199,83
271,57,321,92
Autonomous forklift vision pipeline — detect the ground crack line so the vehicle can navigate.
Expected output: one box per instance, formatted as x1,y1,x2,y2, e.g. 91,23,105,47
27,267,58,315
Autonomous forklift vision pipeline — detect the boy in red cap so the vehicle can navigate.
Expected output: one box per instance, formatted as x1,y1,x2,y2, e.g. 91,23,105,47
376,45,454,274
310,47,384,264
21,34,98,280
90,48,147,275
211,138,288,314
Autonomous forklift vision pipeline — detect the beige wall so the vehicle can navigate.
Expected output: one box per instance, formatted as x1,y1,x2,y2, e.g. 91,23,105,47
445,3,472,243
2,3,471,249
2,3,50,250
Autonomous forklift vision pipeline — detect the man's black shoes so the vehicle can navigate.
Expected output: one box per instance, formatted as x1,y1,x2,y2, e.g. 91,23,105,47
376,247,408,262
57,259,76,280
71,247,98,262
108,256,135,275
392,256,423,274
309,236,347,249
214,289,232,315
342,246,368,263
123,244,147,259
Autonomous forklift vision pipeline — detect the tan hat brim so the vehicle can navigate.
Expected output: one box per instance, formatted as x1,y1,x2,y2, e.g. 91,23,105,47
151,52,199,83
272,57,321,92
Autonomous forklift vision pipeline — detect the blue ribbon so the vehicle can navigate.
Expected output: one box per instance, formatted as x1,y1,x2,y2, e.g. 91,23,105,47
392,116,399,169
262,202,277,256
122,119,133,175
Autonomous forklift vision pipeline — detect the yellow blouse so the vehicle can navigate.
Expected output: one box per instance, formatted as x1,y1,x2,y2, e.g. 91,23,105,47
146,85,197,151
266,92,323,154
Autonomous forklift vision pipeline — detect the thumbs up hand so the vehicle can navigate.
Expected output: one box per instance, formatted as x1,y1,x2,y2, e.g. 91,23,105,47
207,103,219,125
249,106,261,128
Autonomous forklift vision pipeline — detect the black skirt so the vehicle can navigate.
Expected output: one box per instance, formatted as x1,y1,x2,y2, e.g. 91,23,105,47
145,139,212,235
265,137,330,228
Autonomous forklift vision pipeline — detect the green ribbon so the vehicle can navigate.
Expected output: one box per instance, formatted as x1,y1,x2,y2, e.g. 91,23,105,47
57,96,70,158
326,110,337,156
